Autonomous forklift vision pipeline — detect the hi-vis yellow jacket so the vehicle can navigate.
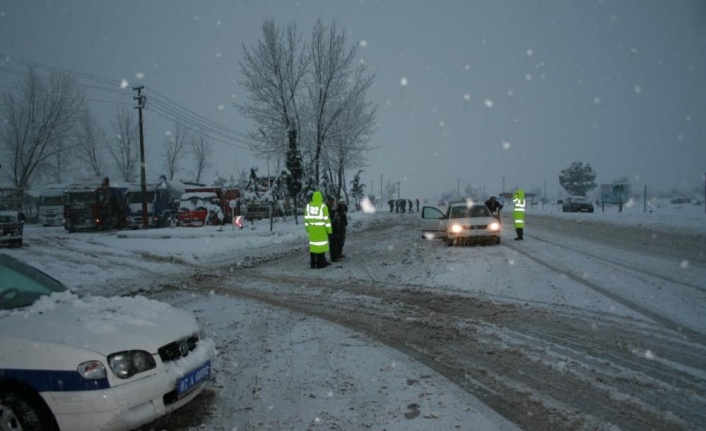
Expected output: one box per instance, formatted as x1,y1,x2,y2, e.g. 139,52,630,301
304,191,332,253
513,188,526,228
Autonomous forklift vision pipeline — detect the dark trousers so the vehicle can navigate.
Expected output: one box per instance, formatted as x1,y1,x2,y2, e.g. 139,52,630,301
310,252,328,268
515,228,524,240
329,235,341,262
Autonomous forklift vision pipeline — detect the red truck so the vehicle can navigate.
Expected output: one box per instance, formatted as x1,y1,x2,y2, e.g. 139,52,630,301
177,187,241,227
63,177,128,232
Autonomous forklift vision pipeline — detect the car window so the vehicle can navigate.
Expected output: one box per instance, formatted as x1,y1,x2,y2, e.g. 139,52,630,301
449,206,468,219
0,255,67,310
471,206,490,217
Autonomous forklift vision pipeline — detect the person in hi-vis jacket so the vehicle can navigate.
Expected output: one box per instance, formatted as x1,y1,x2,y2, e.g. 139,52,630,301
304,191,333,268
512,188,526,240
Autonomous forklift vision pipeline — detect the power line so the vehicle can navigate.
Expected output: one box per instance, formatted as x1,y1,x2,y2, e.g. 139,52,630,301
0,53,254,150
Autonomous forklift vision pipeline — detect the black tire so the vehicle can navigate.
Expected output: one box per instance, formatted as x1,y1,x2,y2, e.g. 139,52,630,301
0,386,58,431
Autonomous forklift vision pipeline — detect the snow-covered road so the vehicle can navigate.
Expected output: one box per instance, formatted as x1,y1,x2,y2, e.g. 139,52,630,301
7,205,706,430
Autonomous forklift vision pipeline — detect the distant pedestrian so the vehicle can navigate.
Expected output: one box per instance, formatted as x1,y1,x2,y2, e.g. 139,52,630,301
408,199,413,214
415,198,419,213
388,199,395,213
304,191,332,268
512,189,525,240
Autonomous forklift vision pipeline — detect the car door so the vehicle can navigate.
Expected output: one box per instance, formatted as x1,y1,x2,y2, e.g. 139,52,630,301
420,206,448,239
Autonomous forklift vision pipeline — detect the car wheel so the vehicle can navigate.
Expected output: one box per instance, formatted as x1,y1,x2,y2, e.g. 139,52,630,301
495,237,501,245
0,387,57,431
445,238,454,247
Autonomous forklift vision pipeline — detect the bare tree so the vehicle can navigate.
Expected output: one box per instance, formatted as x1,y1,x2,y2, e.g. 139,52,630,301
190,129,212,184
307,19,375,186
324,89,377,199
163,121,190,180
238,19,308,162
106,106,139,182
0,67,84,190
73,107,106,177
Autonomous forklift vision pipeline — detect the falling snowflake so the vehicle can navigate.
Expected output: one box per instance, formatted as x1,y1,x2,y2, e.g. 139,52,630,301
463,94,471,101
218,105,225,111
120,79,129,89
593,97,601,104
359,40,368,47
400,77,408,86
501,141,511,150
136,72,145,80
680,260,689,269
526,49,533,56
634,86,642,94
484,99,494,108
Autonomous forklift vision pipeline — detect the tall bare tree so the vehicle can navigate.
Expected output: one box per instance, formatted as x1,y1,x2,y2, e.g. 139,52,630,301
106,106,139,182
238,19,308,164
0,67,84,190
73,107,106,177
307,19,375,186
324,89,377,199
163,121,190,180
190,128,212,184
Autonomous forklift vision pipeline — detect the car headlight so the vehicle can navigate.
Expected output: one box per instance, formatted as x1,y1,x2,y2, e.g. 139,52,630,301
78,360,107,380
108,350,156,379
489,222,500,231
449,223,463,234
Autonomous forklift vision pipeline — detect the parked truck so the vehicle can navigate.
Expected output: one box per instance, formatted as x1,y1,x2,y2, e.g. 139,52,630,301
177,187,240,226
177,191,223,227
37,184,67,226
125,182,174,229
63,177,128,232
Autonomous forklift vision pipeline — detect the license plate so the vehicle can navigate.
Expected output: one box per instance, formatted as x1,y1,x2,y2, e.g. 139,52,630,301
177,360,211,397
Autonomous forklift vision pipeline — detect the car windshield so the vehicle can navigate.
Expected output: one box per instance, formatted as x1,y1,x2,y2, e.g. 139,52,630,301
571,197,588,202
449,205,490,219
0,212,18,223
0,254,67,310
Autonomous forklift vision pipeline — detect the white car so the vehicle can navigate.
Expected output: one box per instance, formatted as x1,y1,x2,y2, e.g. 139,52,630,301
0,253,216,431
421,199,502,246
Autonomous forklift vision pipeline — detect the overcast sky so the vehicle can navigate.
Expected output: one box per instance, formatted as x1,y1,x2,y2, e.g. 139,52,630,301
1,0,705,201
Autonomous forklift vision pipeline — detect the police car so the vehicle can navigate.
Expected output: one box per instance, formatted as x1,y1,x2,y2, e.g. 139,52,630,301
0,253,216,431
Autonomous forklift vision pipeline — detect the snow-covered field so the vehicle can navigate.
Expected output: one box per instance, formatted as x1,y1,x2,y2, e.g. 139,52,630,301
3,197,705,430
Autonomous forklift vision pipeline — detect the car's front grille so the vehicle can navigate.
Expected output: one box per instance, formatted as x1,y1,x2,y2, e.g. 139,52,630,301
158,334,199,363
467,225,487,230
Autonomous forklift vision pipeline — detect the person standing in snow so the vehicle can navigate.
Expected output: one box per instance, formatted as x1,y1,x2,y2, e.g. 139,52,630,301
415,198,420,213
305,191,333,268
326,196,341,262
512,189,526,240
334,201,348,259
484,196,503,222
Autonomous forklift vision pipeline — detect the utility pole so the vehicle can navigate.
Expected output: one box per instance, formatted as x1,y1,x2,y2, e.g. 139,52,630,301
380,174,382,208
133,86,148,230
